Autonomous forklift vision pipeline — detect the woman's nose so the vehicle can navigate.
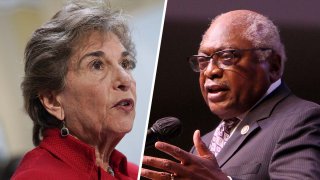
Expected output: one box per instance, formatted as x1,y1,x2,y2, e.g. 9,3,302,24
113,68,132,91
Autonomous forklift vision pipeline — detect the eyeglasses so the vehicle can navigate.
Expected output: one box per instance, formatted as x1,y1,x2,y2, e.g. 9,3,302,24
188,48,272,72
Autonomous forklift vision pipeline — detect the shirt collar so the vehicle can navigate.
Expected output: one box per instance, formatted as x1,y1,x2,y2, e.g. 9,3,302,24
237,79,281,121
40,128,130,177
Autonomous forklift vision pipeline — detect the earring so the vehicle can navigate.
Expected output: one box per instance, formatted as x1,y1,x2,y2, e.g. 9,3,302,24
60,121,69,137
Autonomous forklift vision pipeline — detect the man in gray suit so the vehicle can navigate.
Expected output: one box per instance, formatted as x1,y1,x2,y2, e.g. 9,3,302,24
141,10,320,180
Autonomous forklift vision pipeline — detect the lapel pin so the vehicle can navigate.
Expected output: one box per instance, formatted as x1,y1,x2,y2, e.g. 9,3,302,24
241,125,249,135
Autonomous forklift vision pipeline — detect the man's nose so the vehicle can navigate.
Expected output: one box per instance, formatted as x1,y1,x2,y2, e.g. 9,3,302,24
203,60,223,79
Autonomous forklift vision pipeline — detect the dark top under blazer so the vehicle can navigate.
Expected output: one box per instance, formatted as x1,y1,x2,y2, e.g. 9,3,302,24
191,83,320,180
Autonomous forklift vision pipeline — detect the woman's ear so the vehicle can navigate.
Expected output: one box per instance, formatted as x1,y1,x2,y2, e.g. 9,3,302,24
38,91,64,121
268,53,282,83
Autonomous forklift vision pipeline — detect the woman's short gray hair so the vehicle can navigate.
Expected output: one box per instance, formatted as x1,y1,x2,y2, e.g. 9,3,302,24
21,0,135,146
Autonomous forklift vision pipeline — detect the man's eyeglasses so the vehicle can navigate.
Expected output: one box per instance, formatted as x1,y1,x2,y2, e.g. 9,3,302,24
188,48,273,72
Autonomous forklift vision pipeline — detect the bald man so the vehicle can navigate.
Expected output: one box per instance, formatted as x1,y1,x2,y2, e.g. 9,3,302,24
141,10,320,180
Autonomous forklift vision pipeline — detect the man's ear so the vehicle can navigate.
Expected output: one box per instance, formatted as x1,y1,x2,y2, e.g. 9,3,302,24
268,53,282,83
38,91,64,121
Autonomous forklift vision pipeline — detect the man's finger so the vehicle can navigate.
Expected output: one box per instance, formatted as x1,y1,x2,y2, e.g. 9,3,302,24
143,155,184,174
141,168,173,180
154,141,192,164
193,130,214,158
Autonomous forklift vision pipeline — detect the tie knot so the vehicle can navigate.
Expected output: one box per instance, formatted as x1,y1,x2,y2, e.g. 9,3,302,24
223,118,240,134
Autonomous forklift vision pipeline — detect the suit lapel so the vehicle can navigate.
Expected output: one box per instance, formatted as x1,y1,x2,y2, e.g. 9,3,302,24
216,119,260,167
216,82,291,167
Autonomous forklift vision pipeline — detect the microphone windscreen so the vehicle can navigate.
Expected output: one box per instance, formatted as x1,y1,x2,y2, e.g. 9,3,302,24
145,117,182,149
151,117,182,140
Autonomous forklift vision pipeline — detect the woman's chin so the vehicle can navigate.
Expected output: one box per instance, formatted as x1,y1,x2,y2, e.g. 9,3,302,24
117,116,135,132
118,124,134,134
109,122,134,135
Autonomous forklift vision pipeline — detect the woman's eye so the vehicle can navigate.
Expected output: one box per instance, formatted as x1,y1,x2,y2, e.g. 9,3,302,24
120,59,136,70
91,60,104,70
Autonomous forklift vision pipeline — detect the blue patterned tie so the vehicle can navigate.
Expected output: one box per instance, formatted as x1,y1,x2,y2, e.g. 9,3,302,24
209,118,240,156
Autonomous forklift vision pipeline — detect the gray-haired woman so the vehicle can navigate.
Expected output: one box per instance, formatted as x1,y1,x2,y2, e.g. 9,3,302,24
12,1,138,179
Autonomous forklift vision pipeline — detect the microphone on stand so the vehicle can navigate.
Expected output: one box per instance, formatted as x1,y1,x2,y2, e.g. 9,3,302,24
145,117,182,148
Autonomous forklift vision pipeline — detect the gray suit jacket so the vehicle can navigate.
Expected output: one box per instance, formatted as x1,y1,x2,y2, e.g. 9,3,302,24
191,83,320,179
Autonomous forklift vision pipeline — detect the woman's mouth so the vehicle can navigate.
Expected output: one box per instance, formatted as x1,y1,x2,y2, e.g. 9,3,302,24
112,98,134,112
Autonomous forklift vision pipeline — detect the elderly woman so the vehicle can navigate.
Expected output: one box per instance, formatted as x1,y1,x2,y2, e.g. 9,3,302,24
12,1,138,179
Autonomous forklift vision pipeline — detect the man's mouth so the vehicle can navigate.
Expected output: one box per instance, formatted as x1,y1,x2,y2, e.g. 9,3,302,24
206,84,229,93
205,83,229,101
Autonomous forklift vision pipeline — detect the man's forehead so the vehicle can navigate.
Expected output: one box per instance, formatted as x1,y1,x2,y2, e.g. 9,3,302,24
204,9,258,37
199,22,247,51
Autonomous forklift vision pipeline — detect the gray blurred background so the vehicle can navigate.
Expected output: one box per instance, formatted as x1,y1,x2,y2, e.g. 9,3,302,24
0,0,165,176
145,0,320,168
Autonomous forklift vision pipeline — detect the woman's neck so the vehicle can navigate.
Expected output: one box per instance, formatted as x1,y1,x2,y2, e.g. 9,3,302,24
94,134,124,174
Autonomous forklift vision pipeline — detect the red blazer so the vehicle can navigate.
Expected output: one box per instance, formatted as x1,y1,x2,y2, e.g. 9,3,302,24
12,129,138,180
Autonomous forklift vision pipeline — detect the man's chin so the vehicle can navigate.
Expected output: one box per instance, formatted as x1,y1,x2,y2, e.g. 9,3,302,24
208,103,235,119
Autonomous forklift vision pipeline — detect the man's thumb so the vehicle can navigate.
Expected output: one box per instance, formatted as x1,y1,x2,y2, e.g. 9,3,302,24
193,130,214,157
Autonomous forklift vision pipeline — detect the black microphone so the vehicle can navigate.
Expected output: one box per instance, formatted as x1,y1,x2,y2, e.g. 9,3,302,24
145,117,182,148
